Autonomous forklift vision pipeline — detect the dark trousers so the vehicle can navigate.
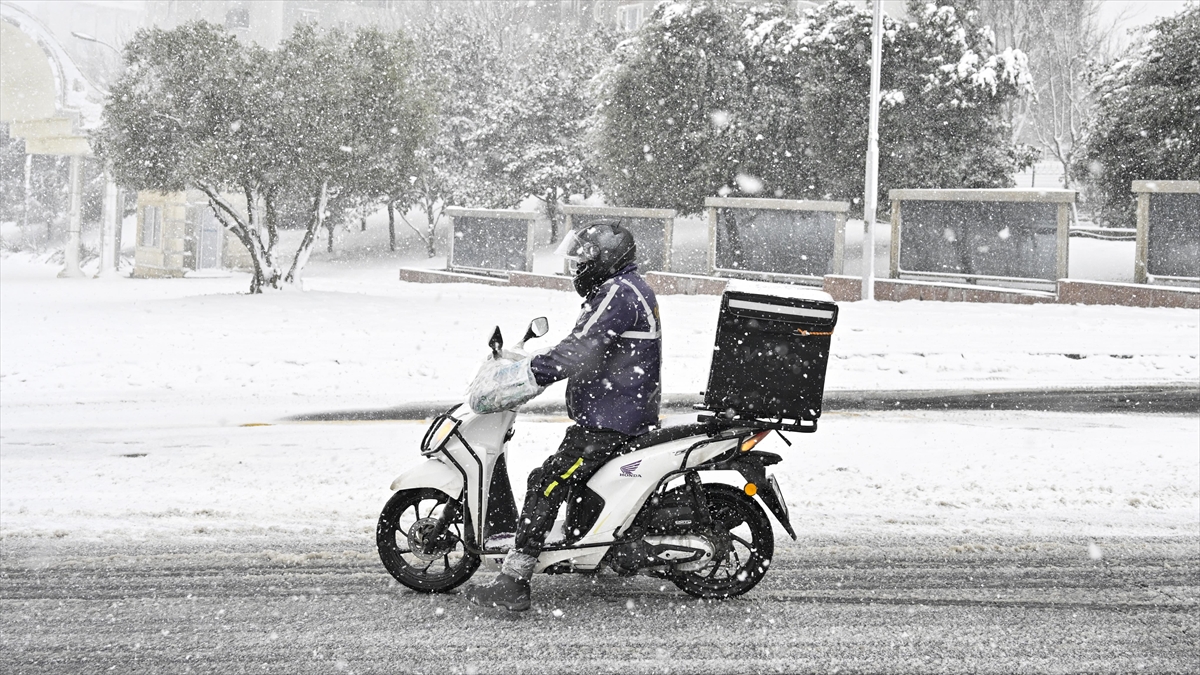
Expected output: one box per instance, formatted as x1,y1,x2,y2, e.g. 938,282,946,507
512,425,630,557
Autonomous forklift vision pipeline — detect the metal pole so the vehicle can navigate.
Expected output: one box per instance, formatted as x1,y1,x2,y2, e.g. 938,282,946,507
97,172,118,277
60,155,84,277
861,0,884,301
22,153,32,244
114,189,125,271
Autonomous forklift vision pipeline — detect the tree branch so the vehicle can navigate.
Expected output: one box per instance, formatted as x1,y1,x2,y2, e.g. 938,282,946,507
396,210,431,246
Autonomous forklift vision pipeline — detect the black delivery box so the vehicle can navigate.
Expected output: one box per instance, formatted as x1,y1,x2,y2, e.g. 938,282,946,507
702,285,838,429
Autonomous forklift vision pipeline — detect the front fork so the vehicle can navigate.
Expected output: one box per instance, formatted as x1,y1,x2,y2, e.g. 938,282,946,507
414,497,466,556
424,452,521,557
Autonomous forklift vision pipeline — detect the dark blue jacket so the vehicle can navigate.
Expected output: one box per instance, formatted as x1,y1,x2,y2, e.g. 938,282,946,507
530,265,661,436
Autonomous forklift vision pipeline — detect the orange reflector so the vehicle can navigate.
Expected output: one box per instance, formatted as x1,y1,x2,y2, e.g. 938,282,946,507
740,431,771,452
744,483,758,496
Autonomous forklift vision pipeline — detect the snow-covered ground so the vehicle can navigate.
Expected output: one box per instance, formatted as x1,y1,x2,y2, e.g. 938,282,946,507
1,251,1197,544
2,412,1196,543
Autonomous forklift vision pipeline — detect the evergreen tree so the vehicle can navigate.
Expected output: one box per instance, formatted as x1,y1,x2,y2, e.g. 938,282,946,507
95,22,284,289
741,0,1035,215
1072,4,1200,226
490,26,612,241
405,10,519,256
593,2,747,213
596,0,1034,216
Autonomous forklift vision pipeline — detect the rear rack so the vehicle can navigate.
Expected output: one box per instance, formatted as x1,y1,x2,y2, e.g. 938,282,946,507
694,406,818,433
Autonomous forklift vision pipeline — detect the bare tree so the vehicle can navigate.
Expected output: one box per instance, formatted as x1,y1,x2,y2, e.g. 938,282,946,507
980,0,1121,191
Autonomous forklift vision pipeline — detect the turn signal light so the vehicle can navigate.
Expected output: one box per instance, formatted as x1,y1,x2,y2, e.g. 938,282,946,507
740,431,771,452
744,483,758,496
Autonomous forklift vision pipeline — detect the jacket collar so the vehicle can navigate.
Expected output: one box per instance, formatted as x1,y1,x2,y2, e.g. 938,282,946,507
585,264,639,301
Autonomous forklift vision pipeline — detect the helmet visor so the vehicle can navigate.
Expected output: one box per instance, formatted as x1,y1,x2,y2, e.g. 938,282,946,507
554,229,600,265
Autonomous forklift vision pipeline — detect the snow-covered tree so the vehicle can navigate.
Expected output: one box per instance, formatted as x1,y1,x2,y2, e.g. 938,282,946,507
398,6,613,250
488,26,613,242
404,8,522,257
348,28,431,254
269,25,428,268
0,124,25,227
979,0,1115,191
1072,4,1200,227
596,0,1034,216
593,2,747,214
741,0,1035,215
885,1,1036,192
95,22,282,289
96,21,431,291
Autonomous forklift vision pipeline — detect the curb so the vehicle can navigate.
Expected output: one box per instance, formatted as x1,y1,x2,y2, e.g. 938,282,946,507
286,384,1199,422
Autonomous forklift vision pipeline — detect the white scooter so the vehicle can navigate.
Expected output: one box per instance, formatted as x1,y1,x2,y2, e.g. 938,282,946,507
376,318,803,599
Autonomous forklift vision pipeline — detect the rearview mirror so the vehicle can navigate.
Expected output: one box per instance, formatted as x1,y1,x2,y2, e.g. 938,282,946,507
488,326,503,358
526,317,549,341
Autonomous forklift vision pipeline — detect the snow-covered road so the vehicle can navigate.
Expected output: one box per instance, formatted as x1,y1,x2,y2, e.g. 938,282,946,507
2,533,1194,674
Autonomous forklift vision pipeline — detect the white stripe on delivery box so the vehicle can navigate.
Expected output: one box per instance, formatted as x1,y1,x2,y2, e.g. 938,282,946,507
728,299,834,320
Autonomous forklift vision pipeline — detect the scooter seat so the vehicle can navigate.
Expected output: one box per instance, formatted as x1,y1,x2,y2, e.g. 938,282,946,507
621,422,716,453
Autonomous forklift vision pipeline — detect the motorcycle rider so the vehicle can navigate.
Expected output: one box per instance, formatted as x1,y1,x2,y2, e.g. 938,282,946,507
465,220,662,611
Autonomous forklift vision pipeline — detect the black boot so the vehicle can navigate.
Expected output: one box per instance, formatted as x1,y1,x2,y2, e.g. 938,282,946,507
464,573,531,611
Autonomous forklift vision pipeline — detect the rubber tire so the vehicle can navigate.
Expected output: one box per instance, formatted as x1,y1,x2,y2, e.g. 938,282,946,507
377,488,480,593
670,483,774,599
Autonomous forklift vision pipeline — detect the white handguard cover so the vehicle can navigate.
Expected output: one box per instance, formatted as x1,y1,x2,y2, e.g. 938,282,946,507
467,357,546,414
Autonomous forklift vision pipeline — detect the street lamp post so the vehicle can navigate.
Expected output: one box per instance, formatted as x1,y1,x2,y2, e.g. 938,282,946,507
71,31,119,54
861,0,884,301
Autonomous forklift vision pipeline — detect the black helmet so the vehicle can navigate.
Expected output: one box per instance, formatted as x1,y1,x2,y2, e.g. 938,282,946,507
555,220,637,297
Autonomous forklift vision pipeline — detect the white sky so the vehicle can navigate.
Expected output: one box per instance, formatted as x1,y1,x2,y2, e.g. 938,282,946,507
1098,0,1192,48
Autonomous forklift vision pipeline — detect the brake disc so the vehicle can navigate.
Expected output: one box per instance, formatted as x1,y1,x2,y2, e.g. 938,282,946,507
406,517,452,562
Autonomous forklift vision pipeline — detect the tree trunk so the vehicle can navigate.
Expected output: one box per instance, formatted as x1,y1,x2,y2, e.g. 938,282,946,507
259,192,281,287
424,201,438,258
545,189,560,243
199,184,273,294
206,201,265,293
113,190,124,268
286,180,328,284
387,201,397,252
326,218,334,253
263,187,280,263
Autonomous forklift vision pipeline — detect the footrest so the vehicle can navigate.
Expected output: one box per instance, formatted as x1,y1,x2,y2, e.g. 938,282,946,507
484,532,515,553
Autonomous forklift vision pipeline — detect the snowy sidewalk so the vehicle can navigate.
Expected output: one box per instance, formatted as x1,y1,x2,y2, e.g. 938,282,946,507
1,412,1196,542
2,254,1196,430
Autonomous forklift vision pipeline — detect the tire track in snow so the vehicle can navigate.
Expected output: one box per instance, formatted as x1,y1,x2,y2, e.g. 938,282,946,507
2,535,1194,674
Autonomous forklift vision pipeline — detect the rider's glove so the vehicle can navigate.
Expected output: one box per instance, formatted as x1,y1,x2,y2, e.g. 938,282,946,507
467,357,546,414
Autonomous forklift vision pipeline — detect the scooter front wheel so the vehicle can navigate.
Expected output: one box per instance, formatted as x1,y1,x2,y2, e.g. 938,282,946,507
670,483,774,599
377,488,480,593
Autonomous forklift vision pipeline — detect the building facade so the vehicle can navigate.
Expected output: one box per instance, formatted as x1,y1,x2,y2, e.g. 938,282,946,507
133,190,253,278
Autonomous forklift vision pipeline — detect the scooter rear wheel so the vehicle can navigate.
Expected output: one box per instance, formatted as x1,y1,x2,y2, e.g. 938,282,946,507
670,483,774,599
377,488,480,593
